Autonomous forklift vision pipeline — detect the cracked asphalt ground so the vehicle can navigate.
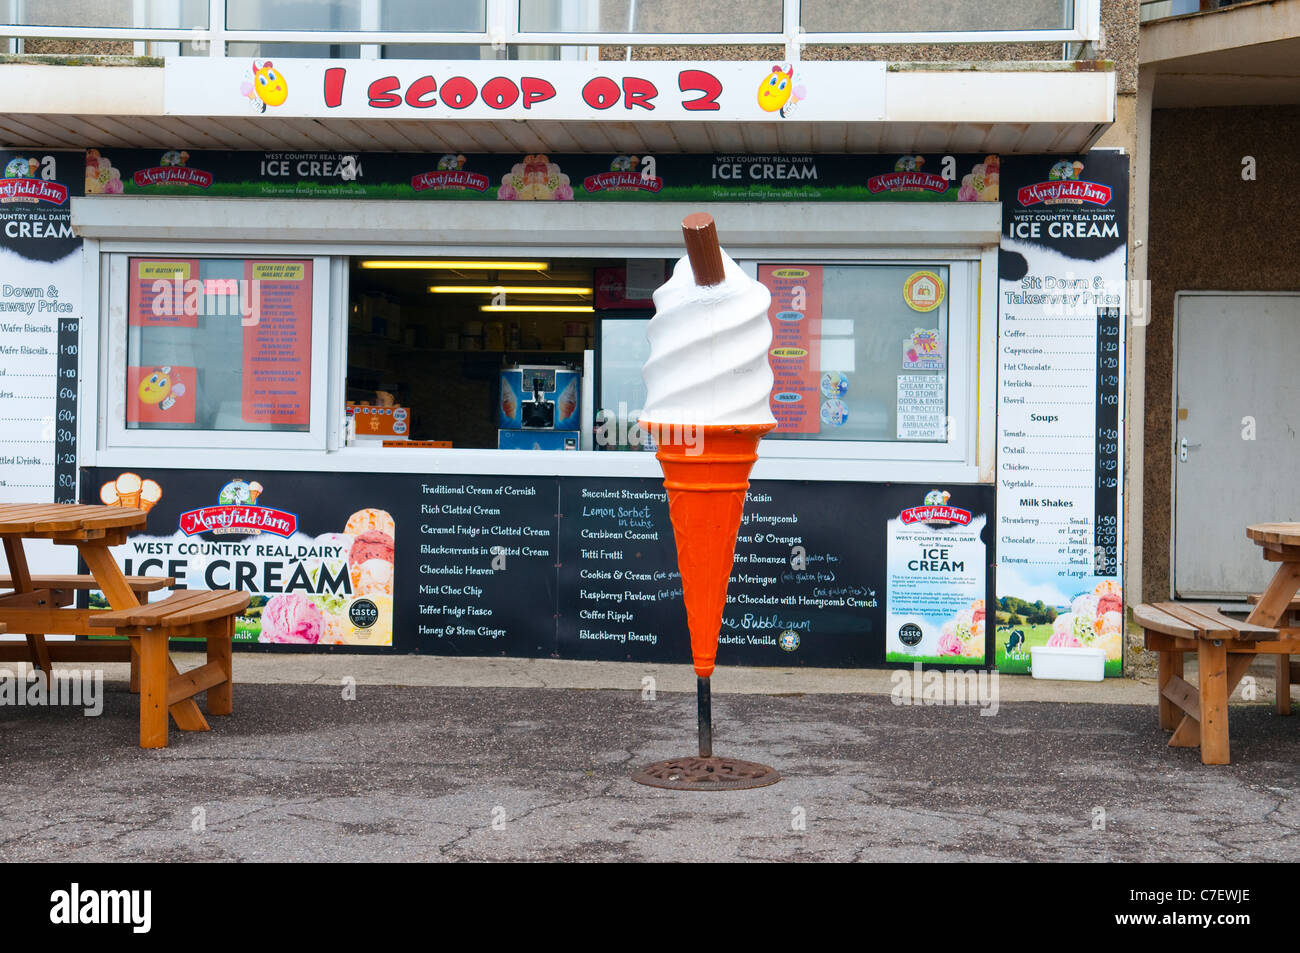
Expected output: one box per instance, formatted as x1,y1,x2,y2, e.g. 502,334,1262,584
1,681,1297,862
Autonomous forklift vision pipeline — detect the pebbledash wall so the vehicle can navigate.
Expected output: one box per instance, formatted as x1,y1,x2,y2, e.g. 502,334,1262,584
1142,104,1300,601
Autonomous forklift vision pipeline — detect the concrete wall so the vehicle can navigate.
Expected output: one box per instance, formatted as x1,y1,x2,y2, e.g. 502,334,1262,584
1142,104,1300,599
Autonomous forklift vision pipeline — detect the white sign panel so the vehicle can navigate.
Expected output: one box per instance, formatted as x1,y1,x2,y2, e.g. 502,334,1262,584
164,58,886,123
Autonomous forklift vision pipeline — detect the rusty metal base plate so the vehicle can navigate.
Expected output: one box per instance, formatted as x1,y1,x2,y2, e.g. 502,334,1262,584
631,756,780,791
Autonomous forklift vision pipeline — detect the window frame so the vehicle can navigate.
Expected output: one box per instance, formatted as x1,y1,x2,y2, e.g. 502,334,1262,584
84,215,997,486
101,251,333,451
737,257,976,465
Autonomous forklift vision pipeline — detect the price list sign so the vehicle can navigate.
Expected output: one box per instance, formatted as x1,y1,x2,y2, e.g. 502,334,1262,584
54,317,79,502
1094,306,1121,576
555,478,964,667
0,152,82,526
408,477,558,657
994,153,1128,676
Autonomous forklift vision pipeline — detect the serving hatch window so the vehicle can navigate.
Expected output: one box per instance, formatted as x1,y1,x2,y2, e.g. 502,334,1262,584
760,263,951,444
108,255,326,449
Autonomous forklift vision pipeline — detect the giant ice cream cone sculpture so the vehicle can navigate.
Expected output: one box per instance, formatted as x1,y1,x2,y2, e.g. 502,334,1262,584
639,213,776,678
632,214,780,788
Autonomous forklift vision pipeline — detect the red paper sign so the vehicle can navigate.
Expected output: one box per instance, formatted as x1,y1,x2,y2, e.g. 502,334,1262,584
760,265,822,434
241,260,312,425
126,364,196,424
130,258,201,328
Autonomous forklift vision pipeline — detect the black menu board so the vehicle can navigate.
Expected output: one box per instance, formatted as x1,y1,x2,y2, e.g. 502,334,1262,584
555,479,978,667
83,468,994,667
407,476,557,657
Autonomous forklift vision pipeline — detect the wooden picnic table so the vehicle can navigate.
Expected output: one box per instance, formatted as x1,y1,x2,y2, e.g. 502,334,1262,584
0,502,245,748
1136,523,1300,764
1243,523,1300,710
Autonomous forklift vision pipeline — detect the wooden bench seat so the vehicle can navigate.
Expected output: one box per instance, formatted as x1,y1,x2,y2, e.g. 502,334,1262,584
0,576,179,681
1134,602,1284,764
88,589,251,748
89,589,249,632
1135,602,1277,641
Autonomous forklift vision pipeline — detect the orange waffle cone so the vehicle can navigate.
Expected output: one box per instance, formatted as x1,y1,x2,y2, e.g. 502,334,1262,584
648,423,774,678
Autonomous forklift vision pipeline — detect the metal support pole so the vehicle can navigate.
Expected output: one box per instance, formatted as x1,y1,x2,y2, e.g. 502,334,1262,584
697,675,712,758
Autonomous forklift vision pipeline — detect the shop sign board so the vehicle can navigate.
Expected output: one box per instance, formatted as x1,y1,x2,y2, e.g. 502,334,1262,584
164,58,885,124
0,149,82,576
84,149,1001,204
994,153,1128,676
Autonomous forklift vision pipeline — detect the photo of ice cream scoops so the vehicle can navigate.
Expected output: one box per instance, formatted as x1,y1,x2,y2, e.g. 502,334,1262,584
258,508,395,646
497,154,573,201
1046,580,1123,661
957,154,999,202
84,150,123,195
938,599,986,659
260,592,323,644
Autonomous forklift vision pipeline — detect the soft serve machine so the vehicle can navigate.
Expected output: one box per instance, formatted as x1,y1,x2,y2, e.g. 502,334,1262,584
497,363,582,450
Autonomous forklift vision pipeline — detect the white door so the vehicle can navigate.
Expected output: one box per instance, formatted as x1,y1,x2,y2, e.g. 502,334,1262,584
1173,292,1300,598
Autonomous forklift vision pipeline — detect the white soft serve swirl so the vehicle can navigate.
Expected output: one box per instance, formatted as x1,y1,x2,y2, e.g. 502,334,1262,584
640,250,777,427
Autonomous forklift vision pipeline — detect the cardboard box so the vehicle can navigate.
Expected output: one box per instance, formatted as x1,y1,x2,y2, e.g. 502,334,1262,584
346,403,410,439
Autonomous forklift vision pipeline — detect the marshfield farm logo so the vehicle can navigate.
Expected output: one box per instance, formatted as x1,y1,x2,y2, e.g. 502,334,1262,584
178,478,298,538
1017,159,1112,207
899,490,972,527
868,157,948,195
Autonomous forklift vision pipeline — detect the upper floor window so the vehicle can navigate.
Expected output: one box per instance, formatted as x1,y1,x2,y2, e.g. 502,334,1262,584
799,0,1074,33
518,0,783,33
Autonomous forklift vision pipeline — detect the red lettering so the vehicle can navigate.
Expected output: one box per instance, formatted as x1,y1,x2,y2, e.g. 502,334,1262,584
405,75,438,108
481,76,520,110
323,67,345,108
367,75,402,109
679,69,722,111
622,76,657,111
521,76,556,109
440,76,478,109
582,76,620,110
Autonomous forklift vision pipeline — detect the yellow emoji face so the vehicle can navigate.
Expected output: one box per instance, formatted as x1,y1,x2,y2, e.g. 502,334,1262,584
137,369,172,405
253,62,288,107
757,65,793,113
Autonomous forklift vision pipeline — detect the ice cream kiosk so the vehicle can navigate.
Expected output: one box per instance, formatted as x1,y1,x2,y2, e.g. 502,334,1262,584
2,53,1127,677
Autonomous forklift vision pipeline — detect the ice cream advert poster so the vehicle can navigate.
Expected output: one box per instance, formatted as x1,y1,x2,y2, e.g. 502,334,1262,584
885,490,990,665
83,470,395,647
995,151,1128,676
86,147,1002,205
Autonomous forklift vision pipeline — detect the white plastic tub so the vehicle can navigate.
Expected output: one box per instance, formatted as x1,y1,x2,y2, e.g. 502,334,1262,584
1030,645,1106,681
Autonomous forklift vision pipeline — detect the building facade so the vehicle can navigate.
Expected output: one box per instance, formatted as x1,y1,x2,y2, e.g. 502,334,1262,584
0,1,1138,677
